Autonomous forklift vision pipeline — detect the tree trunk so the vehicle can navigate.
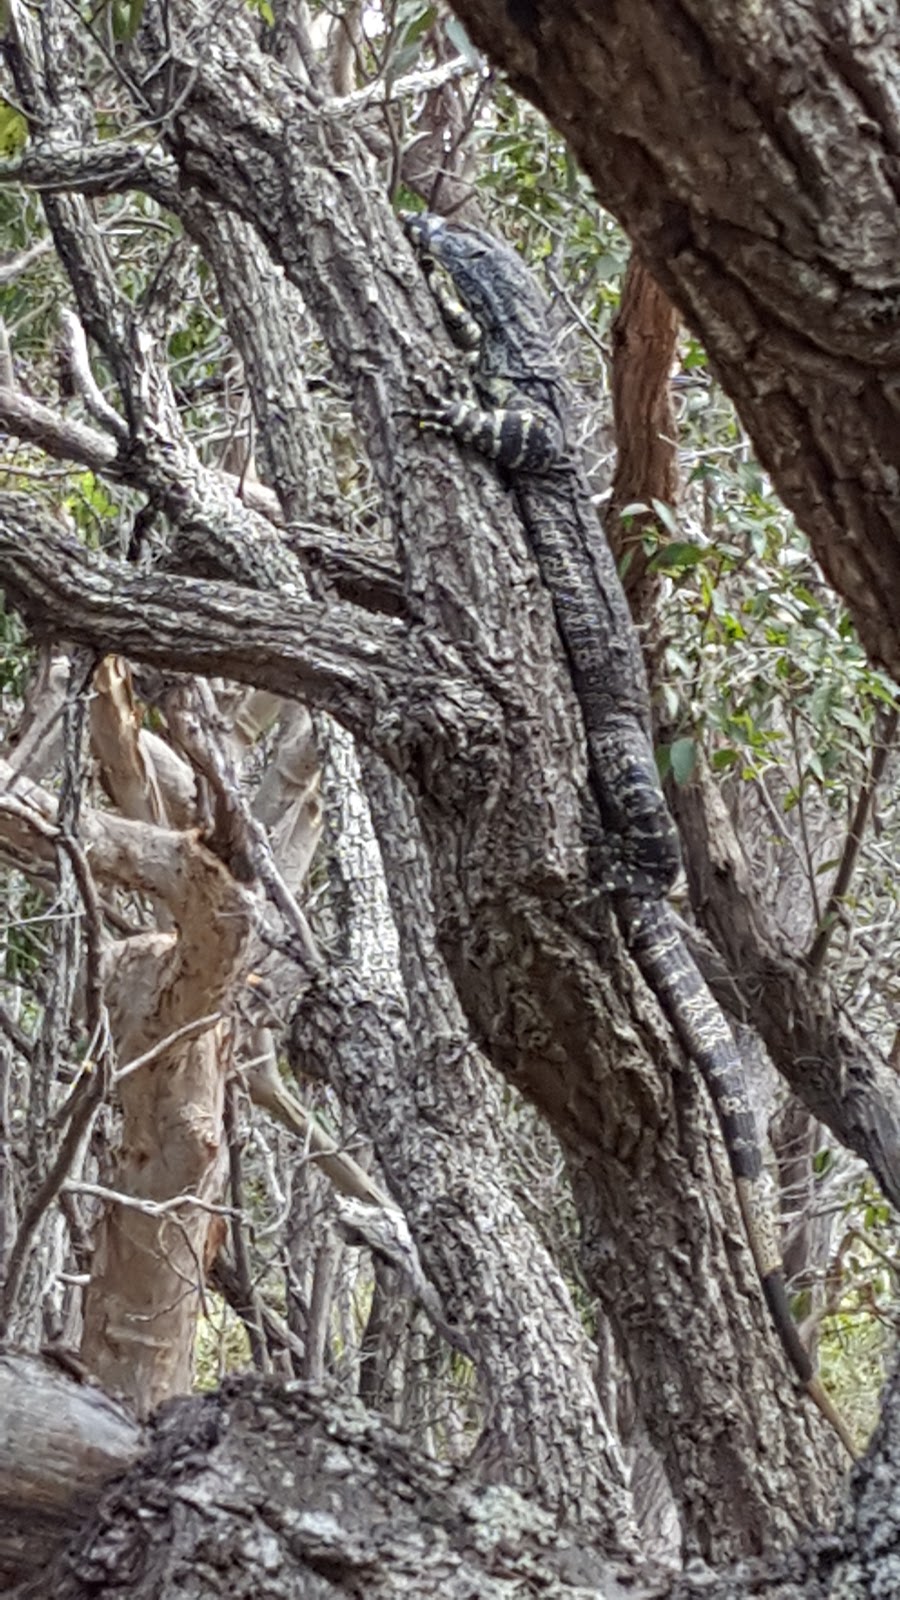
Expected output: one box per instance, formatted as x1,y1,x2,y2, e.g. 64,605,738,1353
0,0,851,1553
188,191,638,1536
292,731,635,1542
445,1,900,684
0,0,887,1566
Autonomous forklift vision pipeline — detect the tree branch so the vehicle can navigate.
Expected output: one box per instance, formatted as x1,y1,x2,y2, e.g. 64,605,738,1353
0,387,119,473
0,1352,141,1591
444,0,900,682
0,497,478,751
0,140,178,202
673,771,900,1213
806,708,899,977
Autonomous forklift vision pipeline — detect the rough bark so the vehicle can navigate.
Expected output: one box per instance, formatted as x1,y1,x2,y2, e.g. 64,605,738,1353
0,0,878,1556
5,1357,900,1600
445,1,900,684
289,730,635,1543
183,204,629,1531
0,1352,140,1590
673,766,900,1213
0,501,441,736
11,1371,661,1600
0,379,821,1540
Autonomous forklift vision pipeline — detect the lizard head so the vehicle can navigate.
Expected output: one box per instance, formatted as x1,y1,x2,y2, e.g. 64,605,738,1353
401,211,539,334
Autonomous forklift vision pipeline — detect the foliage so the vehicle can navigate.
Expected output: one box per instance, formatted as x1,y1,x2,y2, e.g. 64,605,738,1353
0,0,895,1550
195,1293,252,1389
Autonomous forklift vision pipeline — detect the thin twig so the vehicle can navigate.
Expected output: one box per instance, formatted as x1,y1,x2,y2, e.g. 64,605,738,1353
0,237,54,285
338,54,473,112
0,654,114,1334
789,704,822,927
0,827,110,1336
168,681,323,971
0,385,119,473
807,707,898,977
210,1248,307,1370
0,1003,34,1062
0,1033,101,1332
63,1180,236,1219
113,1012,223,1084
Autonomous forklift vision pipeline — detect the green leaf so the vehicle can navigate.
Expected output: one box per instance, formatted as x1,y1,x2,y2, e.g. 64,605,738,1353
711,747,741,771
399,2,437,46
445,15,479,61
111,0,146,41
650,541,706,573
682,339,707,370
806,752,825,784
668,736,698,786
650,498,679,537
0,100,28,157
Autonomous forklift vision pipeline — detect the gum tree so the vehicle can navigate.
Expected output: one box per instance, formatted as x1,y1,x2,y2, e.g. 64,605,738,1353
1,3,899,1595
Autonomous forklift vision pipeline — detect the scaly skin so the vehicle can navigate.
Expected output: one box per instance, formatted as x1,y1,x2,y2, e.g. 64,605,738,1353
405,210,855,1458
404,211,681,896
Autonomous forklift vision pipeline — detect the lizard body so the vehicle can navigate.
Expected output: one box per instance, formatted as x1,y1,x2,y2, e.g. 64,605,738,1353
404,210,855,1458
405,211,681,900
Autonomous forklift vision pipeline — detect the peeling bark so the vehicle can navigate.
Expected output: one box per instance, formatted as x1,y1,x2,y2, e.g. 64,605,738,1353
0,738,256,1413
608,255,681,655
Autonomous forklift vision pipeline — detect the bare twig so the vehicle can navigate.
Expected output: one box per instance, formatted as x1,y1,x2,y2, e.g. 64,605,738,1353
4,648,72,785
167,681,324,971
0,668,112,1338
58,310,129,441
807,707,899,977
0,321,12,391
63,1180,235,1220
0,386,119,473
113,1012,223,1085
0,237,54,285
338,54,473,112
244,1053,392,1209
0,1003,34,1062
210,1247,307,1370
0,378,283,528
788,705,824,927
0,900,108,1337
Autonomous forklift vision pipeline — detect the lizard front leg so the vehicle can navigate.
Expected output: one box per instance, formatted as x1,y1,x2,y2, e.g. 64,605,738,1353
407,396,566,474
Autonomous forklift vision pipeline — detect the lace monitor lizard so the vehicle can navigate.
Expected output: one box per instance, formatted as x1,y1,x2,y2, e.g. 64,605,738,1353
403,209,855,1458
